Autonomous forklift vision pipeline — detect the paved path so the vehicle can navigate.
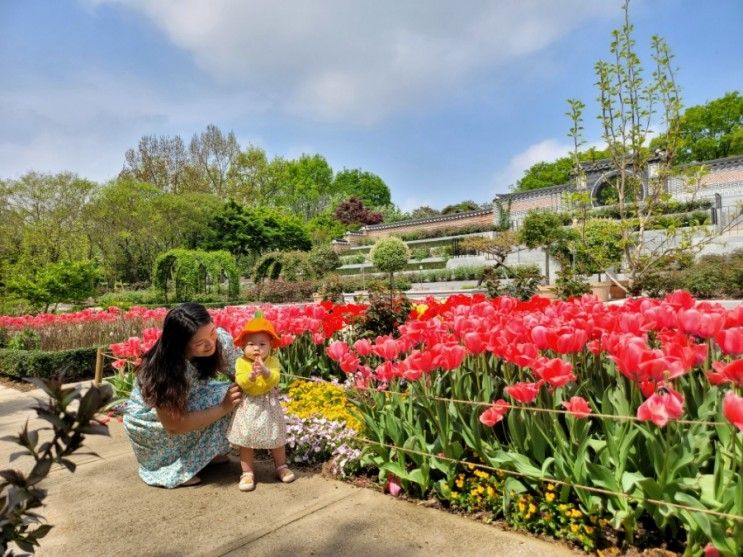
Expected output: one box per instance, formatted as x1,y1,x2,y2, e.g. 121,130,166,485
0,383,577,557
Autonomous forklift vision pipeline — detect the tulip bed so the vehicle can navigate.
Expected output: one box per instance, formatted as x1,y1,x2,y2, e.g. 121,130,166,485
5,292,741,555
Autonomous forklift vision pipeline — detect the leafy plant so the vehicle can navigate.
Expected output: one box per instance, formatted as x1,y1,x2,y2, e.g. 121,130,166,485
1,377,112,555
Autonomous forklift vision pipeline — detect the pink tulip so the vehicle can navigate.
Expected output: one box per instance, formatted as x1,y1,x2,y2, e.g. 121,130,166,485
722,391,743,432
353,338,373,356
462,331,487,355
715,327,743,354
535,357,576,388
325,340,349,361
339,352,360,374
385,475,402,496
562,396,592,418
479,399,509,426
703,544,721,557
636,386,684,427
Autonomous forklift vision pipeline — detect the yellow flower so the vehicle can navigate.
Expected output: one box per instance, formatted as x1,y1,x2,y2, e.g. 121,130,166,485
486,486,495,498
518,501,526,512
545,492,555,502
570,524,580,533
583,525,594,535
528,503,537,514
571,509,583,518
455,477,464,488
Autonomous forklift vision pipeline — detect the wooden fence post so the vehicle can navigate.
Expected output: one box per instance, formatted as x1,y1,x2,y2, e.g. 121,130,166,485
94,346,104,386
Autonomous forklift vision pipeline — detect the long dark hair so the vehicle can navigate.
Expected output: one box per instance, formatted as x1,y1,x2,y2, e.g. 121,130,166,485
138,303,224,412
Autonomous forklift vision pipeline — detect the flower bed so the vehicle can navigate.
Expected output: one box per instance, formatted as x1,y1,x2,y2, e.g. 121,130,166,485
67,293,743,554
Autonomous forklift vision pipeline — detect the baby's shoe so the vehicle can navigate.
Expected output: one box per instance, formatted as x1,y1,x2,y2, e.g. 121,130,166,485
276,464,295,483
239,471,255,491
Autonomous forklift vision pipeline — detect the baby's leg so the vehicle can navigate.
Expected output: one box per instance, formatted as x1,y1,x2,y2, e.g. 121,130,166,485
270,446,286,468
240,446,255,473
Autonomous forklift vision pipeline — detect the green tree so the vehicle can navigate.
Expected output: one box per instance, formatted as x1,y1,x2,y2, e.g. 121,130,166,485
306,212,347,245
652,91,743,163
279,154,337,220
333,168,391,207
441,200,481,214
370,237,410,290
121,134,198,193
5,172,96,268
514,148,608,192
376,204,411,224
7,260,101,311
409,206,440,219
226,145,286,206
518,210,570,285
189,124,240,197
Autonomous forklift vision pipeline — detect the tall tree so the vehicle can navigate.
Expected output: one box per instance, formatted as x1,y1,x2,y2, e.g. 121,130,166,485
121,134,195,193
441,200,481,214
226,145,285,206
189,124,240,197
652,91,743,163
6,172,95,267
409,206,440,219
333,168,391,207
334,197,383,226
514,148,609,192
279,154,337,220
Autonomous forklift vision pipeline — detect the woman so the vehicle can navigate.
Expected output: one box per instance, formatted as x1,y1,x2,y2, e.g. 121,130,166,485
124,303,243,488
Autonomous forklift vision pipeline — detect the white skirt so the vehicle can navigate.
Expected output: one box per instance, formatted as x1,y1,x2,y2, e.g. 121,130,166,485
227,389,287,449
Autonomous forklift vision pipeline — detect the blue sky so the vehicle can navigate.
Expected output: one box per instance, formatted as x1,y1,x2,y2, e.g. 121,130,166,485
1,0,741,210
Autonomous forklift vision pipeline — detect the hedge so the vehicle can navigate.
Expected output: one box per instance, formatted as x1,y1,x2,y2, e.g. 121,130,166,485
0,346,102,381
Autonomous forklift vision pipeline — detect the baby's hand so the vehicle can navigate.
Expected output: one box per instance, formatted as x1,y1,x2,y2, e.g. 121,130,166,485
254,356,270,378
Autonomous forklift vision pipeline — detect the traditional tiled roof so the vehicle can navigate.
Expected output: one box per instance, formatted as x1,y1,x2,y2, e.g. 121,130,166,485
679,154,743,171
495,183,572,201
359,208,493,232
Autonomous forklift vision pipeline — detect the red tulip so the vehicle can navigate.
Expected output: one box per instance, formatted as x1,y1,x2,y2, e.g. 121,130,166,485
339,352,360,374
722,391,743,432
636,386,684,427
562,396,592,418
479,399,509,426
373,338,402,360
711,359,743,386
434,343,467,371
462,331,487,355
535,357,576,388
504,382,542,404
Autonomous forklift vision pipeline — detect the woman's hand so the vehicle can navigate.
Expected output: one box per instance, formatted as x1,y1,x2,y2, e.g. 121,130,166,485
221,383,242,413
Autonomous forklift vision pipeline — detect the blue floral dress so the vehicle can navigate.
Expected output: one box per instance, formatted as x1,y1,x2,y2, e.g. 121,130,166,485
123,328,239,488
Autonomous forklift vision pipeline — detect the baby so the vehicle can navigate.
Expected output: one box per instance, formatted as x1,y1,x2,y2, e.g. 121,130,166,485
226,312,294,491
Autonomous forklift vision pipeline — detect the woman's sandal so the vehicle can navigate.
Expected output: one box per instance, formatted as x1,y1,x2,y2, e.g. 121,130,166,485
239,471,256,492
179,475,201,487
275,464,295,484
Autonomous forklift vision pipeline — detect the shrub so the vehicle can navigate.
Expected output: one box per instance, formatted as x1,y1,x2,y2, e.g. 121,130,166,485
356,290,411,338
0,346,102,381
308,245,341,278
97,289,163,309
554,269,591,299
318,274,344,302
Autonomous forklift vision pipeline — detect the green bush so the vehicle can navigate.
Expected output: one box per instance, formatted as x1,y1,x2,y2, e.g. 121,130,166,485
629,270,684,298
308,245,341,278
0,346,101,381
97,288,163,309
319,274,344,302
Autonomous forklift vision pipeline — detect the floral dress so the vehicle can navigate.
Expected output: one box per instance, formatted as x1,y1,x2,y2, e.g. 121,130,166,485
227,354,287,450
123,328,239,488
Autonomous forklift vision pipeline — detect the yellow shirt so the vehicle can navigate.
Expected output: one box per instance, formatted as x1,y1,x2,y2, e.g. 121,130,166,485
235,355,280,396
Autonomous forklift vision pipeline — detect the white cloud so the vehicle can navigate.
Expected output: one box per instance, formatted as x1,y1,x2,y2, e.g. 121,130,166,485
492,138,573,192
0,73,269,181
86,0,613,124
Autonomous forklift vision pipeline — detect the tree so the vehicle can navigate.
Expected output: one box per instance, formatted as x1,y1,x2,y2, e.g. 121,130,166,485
121,134,195,193
376,204,411,224
441,200,481,214
652,91,743,163
226,145,286,206
278,154,337,220
370,237,410,290
514,148,608,192
7,260,101,311
306,212,347,245
334,197,383,226
459,231,519,272
519,210,570,285
409,206,440,219
5,172,95,268
333,168,391,207
189,124,240,197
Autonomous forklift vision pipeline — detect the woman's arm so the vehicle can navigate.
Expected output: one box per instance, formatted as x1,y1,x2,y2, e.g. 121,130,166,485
216,328,240,379
156,383,242,435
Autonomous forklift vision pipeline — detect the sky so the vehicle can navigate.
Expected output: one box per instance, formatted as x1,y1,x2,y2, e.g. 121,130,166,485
1,0,742,211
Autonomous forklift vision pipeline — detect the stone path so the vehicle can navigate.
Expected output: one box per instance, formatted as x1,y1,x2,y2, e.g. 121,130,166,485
0,383,578,557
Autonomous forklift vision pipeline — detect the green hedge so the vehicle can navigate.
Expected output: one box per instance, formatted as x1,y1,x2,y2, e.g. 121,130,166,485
0,346,101,381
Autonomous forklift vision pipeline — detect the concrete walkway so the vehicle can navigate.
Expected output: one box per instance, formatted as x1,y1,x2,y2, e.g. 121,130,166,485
0,383,578,557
